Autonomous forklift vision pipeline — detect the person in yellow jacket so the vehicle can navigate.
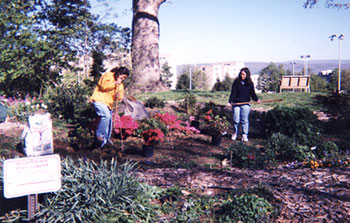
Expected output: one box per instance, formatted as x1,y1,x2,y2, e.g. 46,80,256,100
90,66,129,149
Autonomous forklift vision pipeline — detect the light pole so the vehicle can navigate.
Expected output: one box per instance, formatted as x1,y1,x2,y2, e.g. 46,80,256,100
329,34,344,92
290,61,296,75
300,55,311,75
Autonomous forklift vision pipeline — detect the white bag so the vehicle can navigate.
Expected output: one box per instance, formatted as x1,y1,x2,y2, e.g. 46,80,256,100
21,113,54,156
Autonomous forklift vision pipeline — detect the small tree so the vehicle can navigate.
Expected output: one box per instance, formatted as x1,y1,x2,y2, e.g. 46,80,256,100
310,74,328,92
212,74,233,91
160,61,173,88
176,73,192,90
257,63,285,92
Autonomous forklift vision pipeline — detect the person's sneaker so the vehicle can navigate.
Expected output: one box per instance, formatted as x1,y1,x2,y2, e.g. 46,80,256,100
241,134,249,142
231,133,237,140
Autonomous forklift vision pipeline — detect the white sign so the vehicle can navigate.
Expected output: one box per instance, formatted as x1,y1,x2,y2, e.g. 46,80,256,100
3,154,61,198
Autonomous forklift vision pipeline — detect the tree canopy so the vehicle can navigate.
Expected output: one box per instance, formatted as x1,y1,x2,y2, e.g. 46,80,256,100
0,0,130,97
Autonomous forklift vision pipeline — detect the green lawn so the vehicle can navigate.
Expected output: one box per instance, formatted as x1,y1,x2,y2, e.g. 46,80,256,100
134,90,327,111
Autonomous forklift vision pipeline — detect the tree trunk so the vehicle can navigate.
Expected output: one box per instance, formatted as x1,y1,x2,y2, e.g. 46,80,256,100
131,0,168,92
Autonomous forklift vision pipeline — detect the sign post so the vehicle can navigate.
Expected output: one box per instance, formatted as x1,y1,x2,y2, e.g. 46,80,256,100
3,154,61,221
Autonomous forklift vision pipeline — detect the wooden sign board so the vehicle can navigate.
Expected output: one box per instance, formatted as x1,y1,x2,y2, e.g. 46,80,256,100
3,154,61,199
280,75,310,92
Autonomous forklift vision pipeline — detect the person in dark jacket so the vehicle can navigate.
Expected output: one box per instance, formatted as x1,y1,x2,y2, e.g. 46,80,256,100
227,67,260,142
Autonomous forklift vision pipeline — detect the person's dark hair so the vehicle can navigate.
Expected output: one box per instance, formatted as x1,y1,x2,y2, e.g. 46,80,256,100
238,67,253,85
111,66,130,79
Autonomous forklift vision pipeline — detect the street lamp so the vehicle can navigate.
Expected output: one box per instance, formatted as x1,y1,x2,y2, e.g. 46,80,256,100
329,34,344,92
300,55,311,75
290,61,296,76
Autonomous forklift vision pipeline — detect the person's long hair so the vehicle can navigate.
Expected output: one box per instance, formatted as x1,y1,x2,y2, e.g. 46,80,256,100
111,66,130,79
237,67,253,85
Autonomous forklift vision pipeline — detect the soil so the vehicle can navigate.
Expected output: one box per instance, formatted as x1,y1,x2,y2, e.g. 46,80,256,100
0,106,349,222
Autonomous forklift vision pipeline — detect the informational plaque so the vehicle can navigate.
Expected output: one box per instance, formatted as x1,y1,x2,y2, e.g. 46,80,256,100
3,154,61,198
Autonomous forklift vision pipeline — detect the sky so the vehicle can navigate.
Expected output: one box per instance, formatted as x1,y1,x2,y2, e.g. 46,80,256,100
90,0,350,65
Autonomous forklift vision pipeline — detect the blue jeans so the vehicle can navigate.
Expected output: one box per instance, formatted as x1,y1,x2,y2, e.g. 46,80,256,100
232,104,251,136
93,102,113,148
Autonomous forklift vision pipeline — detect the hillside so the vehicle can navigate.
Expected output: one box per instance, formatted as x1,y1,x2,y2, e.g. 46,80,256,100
246,60,350,74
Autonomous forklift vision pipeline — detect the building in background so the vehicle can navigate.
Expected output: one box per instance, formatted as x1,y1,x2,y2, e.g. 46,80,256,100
176,61,245,90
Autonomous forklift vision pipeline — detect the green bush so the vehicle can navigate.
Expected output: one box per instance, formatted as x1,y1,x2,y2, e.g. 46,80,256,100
266,133,315,162
264,106,320,146
46,83,95,126
314,141,339,159
227,142,267,169
135,117,168,137
144,96,166,109
158,186,214,222
179,93,197,115
217,193,274,223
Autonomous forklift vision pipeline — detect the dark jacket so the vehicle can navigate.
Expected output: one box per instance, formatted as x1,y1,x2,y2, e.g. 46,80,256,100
228,79,258,104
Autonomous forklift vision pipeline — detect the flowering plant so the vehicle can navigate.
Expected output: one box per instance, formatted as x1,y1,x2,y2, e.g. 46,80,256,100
114,114,139,139
154,112,200,134
141,128,165,146
203,109,230,136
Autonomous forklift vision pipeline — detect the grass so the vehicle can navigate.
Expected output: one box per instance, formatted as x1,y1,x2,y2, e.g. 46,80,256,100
135,90,327,111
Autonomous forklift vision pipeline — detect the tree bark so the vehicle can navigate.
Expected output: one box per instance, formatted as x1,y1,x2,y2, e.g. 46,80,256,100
131,0,168,92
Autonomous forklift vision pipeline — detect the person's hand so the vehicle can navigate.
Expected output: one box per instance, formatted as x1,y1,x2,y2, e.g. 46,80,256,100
226,102,232,107
257,99,261,104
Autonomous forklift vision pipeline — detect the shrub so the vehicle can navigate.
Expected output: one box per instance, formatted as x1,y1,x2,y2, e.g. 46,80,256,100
46,83,94,126
144,97,165,108
216,193,274,223
135,117,168,137
179,93,197,115
227,142,267,169
264,106,320,146
265,133,315,162
4,96,49,122
314,141,339,159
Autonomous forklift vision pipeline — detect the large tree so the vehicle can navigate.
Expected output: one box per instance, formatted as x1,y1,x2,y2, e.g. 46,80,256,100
131,0,168,92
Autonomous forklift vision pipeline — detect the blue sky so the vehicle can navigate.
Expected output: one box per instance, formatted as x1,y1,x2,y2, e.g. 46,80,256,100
91,0,350,64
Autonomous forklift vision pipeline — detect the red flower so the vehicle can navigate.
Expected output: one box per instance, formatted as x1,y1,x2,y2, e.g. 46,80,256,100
141,128,165,146
114,114,139,137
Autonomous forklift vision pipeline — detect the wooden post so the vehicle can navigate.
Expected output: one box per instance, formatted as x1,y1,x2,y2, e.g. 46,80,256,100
28,194,38,223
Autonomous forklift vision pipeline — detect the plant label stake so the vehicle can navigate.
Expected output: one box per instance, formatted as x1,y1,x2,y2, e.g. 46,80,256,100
28,194,38,223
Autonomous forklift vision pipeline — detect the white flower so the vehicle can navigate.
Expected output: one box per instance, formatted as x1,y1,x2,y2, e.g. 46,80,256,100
25,101,31,106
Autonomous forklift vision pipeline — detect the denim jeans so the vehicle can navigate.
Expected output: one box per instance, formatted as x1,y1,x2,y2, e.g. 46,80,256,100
232,104,251,136
93,102,113,148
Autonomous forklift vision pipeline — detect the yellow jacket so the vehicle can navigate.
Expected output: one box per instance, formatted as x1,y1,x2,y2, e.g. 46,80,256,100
90,71,124,109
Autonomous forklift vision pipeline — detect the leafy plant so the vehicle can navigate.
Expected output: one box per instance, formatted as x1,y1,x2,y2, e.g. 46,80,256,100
4,96,49,122
46,83,94,126
135,117,168,137
179,93,198,115
35,158,158,222
266,133,315,162
113,114,139,139
218,193,274,222
144,97,166,108
141,129,165,146
203,109,230,136
314,141,339,159
227,142,267,169
264,106,320,146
